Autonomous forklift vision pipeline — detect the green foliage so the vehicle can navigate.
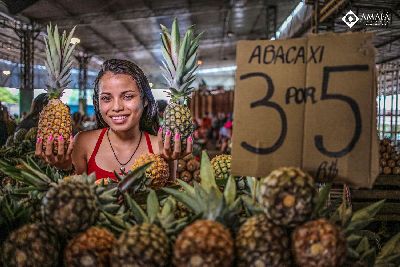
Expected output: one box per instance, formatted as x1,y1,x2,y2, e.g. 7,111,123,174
0,87,18,104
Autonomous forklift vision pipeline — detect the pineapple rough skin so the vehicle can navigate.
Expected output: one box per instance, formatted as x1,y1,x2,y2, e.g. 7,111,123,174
42,179,99,237
111,223,170,267
211,154,231,180
235,214,292,267
130,154,170,189
64,226,116,267
38,99,72,155
292,218,347,267
173,220,234,267
2,223,59,267
163,102,194,152
260,167,317,227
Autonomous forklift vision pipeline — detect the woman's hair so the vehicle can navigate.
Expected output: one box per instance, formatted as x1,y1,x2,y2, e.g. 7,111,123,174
16,93,49,130
93,59,159,135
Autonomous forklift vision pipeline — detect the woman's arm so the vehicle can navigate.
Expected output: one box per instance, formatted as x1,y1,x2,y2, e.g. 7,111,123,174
71,132,88,174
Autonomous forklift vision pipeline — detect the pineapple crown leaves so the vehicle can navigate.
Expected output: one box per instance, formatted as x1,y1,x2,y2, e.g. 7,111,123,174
44,23,77,98
343,199,385,235
0,194,32,238
311,183,332,219
160,18,203,102
375,232,400,266
240,177,264,216
162,153,241,224
123,190,187,235
0,157,62,192
116,161,153,193
347,231,400,267
100,211,133,234
199,150,219,195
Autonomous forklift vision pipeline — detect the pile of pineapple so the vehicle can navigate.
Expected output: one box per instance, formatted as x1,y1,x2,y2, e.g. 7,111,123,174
379,138,400,175
177,154,200,183
2,127,38,160
1,151,400,267
176,154,232,186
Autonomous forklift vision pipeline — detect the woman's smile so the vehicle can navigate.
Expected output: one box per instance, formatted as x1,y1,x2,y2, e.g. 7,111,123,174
110,114,129,124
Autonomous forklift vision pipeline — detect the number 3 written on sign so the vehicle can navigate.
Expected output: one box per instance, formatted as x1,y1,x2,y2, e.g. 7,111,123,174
239,65,369,158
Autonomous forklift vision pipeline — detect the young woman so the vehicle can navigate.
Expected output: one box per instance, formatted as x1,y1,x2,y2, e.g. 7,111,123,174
35,59,192,179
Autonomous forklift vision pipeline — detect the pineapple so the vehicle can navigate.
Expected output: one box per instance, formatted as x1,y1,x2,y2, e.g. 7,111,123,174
293,218,346,267
42,175,99,237
163,151,240,267
24,127,38,142
0,158,120,238
0,193,31,242
37,24,76,154
5,134,14,147
160,18,202,151
1,223,59,267
110,191,186,267
64,226,116,267
111,223,169,267
235,214,291,267
177,154,200,184
186,157,200,172
193,169,200,181
211,154,231,180
13,128,27,143
179,170,192,183
130,153,169,188
311,184,394,266
174,220,234,267
177,159,186,172
259,167,317,227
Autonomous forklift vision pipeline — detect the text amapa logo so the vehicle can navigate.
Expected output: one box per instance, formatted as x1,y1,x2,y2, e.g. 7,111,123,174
342,10,392,28
342,10,359,28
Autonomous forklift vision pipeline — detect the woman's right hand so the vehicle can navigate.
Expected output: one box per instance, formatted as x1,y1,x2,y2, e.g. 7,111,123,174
35,135,74,170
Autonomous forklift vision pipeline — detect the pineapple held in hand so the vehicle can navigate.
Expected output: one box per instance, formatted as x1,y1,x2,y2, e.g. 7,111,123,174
38,24,76,154
160,18,202,151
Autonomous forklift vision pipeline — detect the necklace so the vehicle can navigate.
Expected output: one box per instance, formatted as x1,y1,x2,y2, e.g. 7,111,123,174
106,128,142,173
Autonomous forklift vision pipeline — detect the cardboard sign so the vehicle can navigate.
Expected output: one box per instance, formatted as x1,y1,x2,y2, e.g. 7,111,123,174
231,32,379,188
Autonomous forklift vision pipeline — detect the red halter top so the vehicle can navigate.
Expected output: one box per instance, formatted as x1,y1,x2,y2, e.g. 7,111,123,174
87,128,153,180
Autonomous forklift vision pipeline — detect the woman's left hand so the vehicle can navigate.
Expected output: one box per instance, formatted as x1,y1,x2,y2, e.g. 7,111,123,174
157,127,193,161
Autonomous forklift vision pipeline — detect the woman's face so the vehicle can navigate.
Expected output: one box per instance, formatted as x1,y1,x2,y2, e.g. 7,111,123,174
98,72,145,131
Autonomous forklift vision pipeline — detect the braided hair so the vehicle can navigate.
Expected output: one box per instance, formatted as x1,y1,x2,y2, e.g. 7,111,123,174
93,59,159,135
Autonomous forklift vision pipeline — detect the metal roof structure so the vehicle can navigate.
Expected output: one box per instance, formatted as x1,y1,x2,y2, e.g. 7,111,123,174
0,0,399,88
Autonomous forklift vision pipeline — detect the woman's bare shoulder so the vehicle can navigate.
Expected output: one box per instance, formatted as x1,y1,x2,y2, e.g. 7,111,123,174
74,129,104,148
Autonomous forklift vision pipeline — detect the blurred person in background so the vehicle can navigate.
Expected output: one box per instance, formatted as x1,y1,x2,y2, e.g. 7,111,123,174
0,105,16,146
16,93,49,131
219,120,232,153
157,99,168,125
0,105,8,146
72,111,84,135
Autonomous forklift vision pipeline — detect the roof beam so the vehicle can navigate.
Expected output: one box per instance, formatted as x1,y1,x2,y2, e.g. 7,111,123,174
100,0,161,65
92,34,254,56
376,35,400,48
35,3,265,28
4,0,40,14
46,0,118,56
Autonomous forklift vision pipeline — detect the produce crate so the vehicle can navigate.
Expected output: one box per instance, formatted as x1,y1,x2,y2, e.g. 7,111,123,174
326,176,400,221
350,175,400,221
